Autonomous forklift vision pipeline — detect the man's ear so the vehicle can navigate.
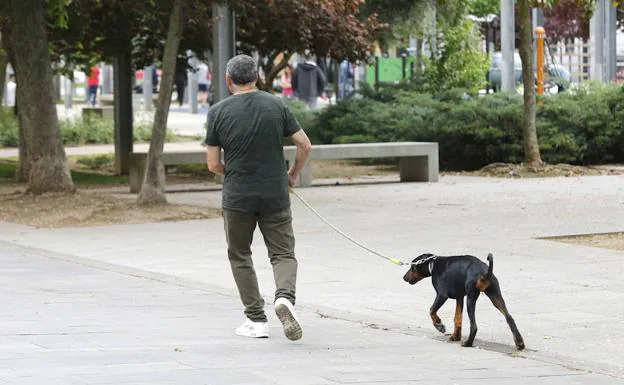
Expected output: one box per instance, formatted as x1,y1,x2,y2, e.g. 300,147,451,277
225,74,233,91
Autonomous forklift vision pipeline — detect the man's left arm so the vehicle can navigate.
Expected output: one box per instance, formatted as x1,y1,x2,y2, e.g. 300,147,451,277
206,146,224,175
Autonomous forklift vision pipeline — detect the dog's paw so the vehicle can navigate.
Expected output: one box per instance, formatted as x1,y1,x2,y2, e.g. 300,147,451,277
434,323,446,334
515,341,526,351
461,341,474,348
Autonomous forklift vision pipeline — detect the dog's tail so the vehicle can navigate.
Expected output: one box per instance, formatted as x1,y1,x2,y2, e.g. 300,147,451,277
486,253,494,279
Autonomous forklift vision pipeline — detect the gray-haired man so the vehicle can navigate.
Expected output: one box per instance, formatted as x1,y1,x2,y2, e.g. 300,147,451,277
205,55,312,341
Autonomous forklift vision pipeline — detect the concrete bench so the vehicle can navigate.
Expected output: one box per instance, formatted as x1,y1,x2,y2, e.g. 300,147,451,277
82,106,114,120
128,142,438,193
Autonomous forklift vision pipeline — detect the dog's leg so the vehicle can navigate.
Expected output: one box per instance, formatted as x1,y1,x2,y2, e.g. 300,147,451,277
449,298,463,342
486,287,525,350
461,292,479,347
429,294,448,334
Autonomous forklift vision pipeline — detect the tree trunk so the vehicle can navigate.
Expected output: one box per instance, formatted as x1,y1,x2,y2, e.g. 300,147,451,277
3,25,30,183
0,42,6,102
6,45,30,182
113,48,134,175
10,0,73,193
518,0,542,166
259,53,290,93
137,0,187,205
333,60,339,103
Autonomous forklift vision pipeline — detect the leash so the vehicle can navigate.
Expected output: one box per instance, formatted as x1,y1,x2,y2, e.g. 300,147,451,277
289,188,407,266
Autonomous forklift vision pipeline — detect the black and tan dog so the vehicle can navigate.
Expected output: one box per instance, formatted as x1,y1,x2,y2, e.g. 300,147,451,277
403,253,525,350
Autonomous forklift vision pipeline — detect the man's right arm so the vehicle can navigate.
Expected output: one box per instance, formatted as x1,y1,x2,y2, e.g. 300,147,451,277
288,130,312,188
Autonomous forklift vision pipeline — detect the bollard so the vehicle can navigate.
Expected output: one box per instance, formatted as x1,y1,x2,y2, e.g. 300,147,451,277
535,27,545,96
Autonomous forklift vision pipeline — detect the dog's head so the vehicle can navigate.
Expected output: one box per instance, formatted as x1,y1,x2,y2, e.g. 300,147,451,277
403,253,437,285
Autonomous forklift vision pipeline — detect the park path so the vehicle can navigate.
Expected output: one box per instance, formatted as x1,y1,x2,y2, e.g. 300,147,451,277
1,174,623,382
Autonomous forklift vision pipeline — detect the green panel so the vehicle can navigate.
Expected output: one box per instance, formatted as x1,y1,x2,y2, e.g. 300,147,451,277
365,57,415,85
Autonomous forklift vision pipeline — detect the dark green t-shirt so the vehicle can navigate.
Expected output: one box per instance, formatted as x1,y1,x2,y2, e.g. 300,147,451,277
204,91,302,214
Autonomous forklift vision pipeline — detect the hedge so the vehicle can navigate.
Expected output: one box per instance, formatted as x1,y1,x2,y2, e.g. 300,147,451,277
297,83,624,171
0,112,175,147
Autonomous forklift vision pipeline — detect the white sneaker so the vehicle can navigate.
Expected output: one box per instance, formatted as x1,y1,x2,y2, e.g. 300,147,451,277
235,319,269,338
274,298,303,341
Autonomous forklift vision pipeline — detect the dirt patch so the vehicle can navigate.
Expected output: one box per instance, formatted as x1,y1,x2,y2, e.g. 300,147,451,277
444,163,624,178
311,160,398,179
0,187,221,228
545,232,624,253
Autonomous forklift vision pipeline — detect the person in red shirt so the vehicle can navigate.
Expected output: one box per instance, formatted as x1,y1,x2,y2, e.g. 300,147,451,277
87,65,100,106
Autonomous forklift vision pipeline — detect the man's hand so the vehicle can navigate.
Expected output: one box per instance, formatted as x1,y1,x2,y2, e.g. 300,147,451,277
288,169,298,188
287,130,312,188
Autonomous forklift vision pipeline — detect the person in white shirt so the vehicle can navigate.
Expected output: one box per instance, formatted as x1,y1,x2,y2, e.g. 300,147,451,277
6,73,16,108
197,62,209,107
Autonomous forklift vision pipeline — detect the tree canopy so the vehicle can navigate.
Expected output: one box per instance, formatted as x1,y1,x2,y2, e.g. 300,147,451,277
41,0,385,90
234,0,386,90
46,0,212,75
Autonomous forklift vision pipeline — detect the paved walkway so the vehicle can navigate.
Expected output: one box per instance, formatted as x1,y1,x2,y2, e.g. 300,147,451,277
1,175,623,384
1,240,620,385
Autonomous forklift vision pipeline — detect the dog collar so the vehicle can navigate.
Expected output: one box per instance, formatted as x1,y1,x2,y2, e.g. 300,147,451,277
411,255,437,274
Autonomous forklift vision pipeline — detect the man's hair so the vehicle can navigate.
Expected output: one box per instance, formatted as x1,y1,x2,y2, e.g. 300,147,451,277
226,55,258,85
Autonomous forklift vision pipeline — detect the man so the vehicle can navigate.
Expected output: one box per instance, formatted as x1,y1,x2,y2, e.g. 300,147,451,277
87,65,100,106
205,55,312,341
197,62,210,107
292,52,327,110
338,59,354,100
6,73,16,108
174,59,188,107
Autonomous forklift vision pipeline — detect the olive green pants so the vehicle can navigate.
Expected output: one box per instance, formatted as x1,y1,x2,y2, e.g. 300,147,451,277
223,208,297,323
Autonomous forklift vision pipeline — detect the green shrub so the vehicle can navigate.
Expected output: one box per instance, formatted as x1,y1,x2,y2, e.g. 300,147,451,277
61,117,113,145
424,19,490,95
285,99,318,138
537,84,624,164
75,154,114,169
307,83,624,170
135,123,154,142
0,110,19,147
2,114,176,147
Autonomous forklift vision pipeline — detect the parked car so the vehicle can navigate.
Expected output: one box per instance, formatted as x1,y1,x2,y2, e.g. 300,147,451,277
487,52,523,91
487,52,572,93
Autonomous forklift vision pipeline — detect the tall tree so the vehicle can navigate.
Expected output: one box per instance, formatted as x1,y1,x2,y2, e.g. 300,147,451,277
137,0,188,205
46,0,212,177
10,0,73,193
517,0,541,166
516,0,619,167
